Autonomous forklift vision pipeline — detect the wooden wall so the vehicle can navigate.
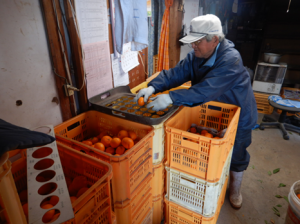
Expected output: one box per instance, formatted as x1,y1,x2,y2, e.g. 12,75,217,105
169,0,183,69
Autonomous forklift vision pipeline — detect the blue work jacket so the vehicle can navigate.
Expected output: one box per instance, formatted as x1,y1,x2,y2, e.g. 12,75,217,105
148,39,257,130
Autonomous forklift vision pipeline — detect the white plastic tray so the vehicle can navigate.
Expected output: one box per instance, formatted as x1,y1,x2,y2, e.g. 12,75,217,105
165,147,233,217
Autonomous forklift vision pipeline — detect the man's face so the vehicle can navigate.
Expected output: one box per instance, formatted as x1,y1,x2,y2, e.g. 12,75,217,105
191,36,219,59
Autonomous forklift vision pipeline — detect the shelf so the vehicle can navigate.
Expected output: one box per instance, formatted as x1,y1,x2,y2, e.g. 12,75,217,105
283,79,300,85
288,65,300,71
265,50,300,55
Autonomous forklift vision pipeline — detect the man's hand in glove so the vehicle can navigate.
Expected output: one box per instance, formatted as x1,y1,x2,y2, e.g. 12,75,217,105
134,86,155,103
146,94,173,111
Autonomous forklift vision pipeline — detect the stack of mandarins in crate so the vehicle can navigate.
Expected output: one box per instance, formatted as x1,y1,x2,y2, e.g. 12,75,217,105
54,110,155,224
163,101,241,224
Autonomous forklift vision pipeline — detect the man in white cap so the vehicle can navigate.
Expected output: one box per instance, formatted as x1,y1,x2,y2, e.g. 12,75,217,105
135,14,257,209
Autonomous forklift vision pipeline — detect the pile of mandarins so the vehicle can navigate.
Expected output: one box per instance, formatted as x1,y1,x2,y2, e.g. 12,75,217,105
81,129,137,156
189,126,221,139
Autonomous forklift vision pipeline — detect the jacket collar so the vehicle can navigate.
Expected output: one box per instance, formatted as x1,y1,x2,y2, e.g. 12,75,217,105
202,43,220,67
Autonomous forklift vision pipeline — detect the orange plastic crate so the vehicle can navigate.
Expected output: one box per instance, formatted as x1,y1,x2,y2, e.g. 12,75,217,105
54,110,154,203
153,194,164,224
142,208,153,224
165,102,240,182
164,176,228,224
1,144,114,224
153,160,165,197
114,174,153,224
0,152,27,224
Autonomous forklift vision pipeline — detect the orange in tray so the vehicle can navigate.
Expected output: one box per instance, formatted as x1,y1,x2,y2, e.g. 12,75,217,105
110,137,121,148
116,146,126,155
94,142,105,151
201,130,208,135
89,137,99,144
138,97,145,106
82,140,93,146
106,147,115,155
204,133,214,138
128,131,137,140
118,130,128,139
68,176,88,196
190,127,197,133
297,194,300,199
101,136,112,147
122,137,134,149
97,131,108,140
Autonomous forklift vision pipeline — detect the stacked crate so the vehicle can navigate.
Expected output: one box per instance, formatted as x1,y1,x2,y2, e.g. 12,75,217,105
163,102,241,224
253,91,274,114
54,111,154,224
0,142,115,224
131,81,191,224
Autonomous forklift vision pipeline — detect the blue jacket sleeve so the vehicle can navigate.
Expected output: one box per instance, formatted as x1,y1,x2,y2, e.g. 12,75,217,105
169,55,242,107
148,52,194,93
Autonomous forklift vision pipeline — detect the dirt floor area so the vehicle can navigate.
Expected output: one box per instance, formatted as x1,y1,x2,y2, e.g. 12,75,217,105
217,113,300,224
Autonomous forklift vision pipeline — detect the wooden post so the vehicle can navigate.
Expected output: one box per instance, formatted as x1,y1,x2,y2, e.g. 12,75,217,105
40,0,77,120
64,0,89,113
169,0,183,68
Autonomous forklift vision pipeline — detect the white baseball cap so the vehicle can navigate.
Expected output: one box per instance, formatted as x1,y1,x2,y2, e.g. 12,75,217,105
180,14,222,43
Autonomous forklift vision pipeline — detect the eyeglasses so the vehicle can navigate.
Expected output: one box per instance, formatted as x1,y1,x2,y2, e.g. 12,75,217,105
188,39,203,48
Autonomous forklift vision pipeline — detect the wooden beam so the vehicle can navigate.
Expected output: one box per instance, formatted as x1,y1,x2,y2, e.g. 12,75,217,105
169,0,183,68
64,0,89,113
41,0,76,120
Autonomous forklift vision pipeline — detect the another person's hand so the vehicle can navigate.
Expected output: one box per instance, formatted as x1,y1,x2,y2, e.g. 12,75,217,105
134,86,155,103
146,94,173,111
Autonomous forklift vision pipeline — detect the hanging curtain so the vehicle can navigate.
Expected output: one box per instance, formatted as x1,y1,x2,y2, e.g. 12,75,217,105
148,0,165,77
157,0,173,72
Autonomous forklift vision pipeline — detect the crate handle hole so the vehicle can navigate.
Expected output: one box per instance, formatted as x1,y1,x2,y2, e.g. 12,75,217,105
181,176,196,184
67,121,80,131
208,105,222,111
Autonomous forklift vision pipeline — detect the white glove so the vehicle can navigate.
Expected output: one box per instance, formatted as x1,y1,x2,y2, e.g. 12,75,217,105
134,86,155,103
146,94,173,111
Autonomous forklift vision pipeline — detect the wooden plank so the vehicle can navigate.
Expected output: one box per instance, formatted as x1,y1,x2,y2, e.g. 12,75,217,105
41,0,76,121
169,0,183,68
64,0,89,113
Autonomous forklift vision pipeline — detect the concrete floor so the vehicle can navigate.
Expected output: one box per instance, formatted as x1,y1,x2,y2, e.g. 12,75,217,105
217,113,300,224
